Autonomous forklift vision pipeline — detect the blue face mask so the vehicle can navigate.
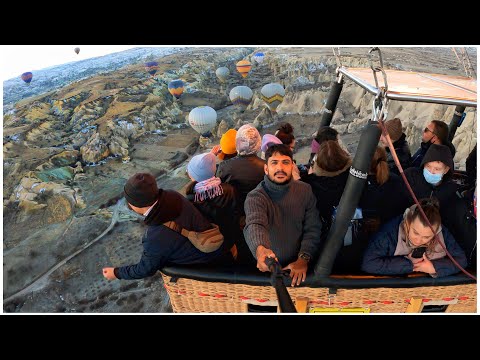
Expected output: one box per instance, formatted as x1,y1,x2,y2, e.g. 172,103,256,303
423,168,443,185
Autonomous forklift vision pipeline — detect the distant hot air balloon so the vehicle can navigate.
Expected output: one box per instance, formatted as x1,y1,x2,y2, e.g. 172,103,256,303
253,52,265,64
188,106,217,136
144,61,159,77
261,83,285,113
229,86,253,112
21,72,33,84
168,79,185,99
74,47,80,55
236,60,252,78
215,67,230,83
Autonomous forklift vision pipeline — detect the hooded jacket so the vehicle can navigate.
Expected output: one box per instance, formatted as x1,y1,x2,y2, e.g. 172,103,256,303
114,190,225,280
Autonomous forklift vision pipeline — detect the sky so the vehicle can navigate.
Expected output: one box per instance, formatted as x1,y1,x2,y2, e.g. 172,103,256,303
0,45,146,82
2,45,478,83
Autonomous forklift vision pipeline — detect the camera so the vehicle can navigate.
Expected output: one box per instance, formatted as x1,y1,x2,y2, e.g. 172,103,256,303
411,247,427,259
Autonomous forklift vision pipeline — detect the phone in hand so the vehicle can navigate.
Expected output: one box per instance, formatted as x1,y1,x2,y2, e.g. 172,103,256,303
411,247,427,259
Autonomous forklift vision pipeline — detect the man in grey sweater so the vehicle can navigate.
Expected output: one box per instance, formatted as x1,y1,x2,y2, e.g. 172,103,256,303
244,144,322,286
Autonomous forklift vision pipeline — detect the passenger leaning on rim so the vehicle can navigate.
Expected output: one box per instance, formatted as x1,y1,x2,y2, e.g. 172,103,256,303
361,198,467,278
102,173,230,281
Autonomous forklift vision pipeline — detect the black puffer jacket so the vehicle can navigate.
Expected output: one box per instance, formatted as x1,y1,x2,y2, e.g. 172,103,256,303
385,133,411,175
442,189,477,268
359,173,407,224
186,182,243,250
404,167,458,221
301,168,349,224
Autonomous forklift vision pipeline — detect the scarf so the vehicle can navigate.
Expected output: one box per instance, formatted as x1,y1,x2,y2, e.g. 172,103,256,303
194,176,223,202
144,189,183,226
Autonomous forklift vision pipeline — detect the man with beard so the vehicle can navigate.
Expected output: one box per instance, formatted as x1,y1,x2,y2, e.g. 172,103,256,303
243,144,322,286
411,120,455,168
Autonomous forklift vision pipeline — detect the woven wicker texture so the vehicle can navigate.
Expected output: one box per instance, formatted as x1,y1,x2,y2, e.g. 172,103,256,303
161,273,476,313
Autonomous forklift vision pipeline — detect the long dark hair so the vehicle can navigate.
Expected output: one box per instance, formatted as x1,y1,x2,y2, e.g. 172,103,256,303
316,140,350,172
275,123,295,147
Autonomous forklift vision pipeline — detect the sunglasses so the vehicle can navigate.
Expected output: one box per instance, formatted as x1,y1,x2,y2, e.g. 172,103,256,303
424,127,438,137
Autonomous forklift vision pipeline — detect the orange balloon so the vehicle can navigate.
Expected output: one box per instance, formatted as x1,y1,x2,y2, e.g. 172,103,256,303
236,60,252,78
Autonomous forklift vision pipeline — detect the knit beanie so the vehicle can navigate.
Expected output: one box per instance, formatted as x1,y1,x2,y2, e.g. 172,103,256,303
384,118,403,142
187,153,217,182
261,134,283,153
236,124,261,155
421,143,454,171
124,173,159,207
220,129,237,155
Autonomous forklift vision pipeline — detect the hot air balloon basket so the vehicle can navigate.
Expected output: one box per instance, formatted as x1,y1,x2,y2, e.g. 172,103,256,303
161,273,476,313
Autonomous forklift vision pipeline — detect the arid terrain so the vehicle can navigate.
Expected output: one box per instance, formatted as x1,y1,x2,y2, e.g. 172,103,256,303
2,46,477,313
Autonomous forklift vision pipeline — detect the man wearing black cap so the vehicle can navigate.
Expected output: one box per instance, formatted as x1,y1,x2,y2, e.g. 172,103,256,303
403,143,458,222
103,173,228,280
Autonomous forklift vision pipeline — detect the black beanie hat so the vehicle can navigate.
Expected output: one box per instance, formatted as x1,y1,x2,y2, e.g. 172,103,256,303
421,143,454,172
124,173,159,207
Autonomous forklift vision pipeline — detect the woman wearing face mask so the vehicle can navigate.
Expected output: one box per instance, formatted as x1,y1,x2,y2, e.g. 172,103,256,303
403,144,457,223
361,198,467,277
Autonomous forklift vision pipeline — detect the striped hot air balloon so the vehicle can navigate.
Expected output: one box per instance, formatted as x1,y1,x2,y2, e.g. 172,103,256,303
188,106,217,136
21,72,33,84
236,60,252,78
261,83,285,113
229,86,253,112
144,61,159,76
168,79,185,99
215,67,230,83
253,52,265,64
74,47,80,55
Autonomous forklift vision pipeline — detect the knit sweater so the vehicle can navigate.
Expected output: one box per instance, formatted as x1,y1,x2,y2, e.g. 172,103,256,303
243,175,322,265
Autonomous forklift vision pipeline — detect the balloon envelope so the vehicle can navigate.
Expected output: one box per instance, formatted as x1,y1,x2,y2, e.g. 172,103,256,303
229,86,253,111
261,83,285,112
215,67,230,83
144,61,159,76
74,47,80,55
168,79,184,99
21,72,33,84
253,52,265,64
236,60,252,78
188,106,217,135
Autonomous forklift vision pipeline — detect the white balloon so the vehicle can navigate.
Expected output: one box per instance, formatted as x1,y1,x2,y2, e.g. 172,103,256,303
229,86,253,111
253,53,265,64
215,67,230,83
188,106,218,135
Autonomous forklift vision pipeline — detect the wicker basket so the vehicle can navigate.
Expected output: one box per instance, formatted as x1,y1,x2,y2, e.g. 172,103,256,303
161,273,477,313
